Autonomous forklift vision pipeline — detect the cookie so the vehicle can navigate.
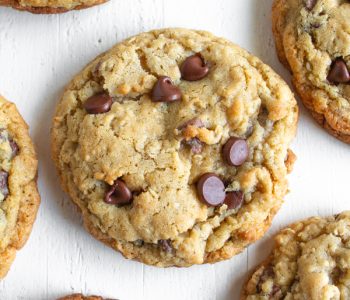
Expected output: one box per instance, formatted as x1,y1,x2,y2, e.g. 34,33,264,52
242,211,350,299
0,95,40,278
58,294,114,300
51,28,298,267
272,0,350,143
0,0,107,14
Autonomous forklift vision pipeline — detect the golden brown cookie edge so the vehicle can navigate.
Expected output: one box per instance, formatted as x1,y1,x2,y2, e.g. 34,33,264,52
1,0,107,14
0,96,40,279
272,0,350,144
58,293,105,300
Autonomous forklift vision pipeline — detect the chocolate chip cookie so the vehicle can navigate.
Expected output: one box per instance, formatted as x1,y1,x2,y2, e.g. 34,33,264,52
273,0,350,143
58,294,114,300
242,211,350,299
51,28,298,267
0,95,40,278
0,0,106,14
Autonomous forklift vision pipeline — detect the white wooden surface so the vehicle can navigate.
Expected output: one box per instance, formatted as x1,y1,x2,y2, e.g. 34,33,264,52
0,0,349,299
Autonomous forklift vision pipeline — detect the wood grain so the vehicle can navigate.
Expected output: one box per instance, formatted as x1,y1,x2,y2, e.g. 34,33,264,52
0,0,349,299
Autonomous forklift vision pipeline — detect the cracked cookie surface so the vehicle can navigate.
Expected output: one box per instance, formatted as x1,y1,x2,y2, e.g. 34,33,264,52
272,0,350,143
51,28,298,267
0,95,40,278
0,0,106,14
242,211,350,300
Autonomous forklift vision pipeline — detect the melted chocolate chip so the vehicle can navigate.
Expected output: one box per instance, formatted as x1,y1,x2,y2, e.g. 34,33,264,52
222,137,249,166
84,93,113,114
327,58,350,84
224,191,244,210
158,239,173,253
257,266,275,293
151,76,182,102
133,239,144,247
180,54,209,81
0,171,9,199
305,0,317,10
197,173,226,207
9,140,19,158
104,179,132,206
178,118,205,130
183,138,203,154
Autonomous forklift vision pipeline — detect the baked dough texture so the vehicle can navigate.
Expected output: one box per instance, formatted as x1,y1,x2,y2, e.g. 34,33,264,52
0,0,106,14
273,0,350,143
242,211,350,299
0,95,40,278
51,28,298,267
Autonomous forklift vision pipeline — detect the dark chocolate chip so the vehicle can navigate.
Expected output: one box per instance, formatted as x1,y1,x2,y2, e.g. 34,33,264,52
222,137,249,166
9,140,19,158
84,93,113,114
178,118,205,130
327,58,350,84
224,191,244,210
257,265,275,293
158,239,173,253
151,76,182,103
270,285,282,298
134,239,144,247
183,138,203,154
0,171,9,199
305,0,317,10
104,179,132,206
197,173,226,207
258,106,269,127
180,54,209,81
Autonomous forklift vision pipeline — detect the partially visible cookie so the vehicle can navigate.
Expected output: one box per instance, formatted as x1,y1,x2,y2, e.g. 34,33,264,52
58,294,115,300
242,211,350,299
0,0,107,14
272,0,350,143
51,28,298,267
0,95,40,278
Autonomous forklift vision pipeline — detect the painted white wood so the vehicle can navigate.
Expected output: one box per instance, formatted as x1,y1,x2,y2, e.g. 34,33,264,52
0,0,349,299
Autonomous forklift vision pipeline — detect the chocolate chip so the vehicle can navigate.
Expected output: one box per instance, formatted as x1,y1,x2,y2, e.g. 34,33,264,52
222,137,249,166
224,191,244,210
180,54,209,81
104,179,132,206
311,23,321,29
133,239,144,247
257,266,275,293
83,93,113,114
151,76,182,102
197,173,226,207
305,0,317,10
0,171,9,199
327,58,350,84
270,285,282,298
9,140,19,158
158,239,173,253
178,118,205,130
183,138,203,154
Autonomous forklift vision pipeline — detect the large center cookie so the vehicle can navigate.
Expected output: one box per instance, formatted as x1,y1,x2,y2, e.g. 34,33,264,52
242,211,350,299
0,95,40,278
273,0,350,143
51,28,298,267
